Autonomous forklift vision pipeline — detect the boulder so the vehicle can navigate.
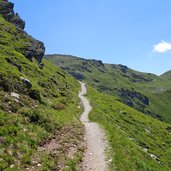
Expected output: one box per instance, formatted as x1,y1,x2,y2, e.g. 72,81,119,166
11,92,20,99
21,77,32,89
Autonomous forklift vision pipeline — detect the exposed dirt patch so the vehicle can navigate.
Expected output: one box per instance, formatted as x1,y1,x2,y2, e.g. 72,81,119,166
26,125,84,171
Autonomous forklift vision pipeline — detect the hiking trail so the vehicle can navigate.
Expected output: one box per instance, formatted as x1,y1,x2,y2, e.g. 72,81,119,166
79,82,109,171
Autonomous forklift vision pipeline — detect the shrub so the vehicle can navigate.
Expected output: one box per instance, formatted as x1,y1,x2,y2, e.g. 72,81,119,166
29,89,41,102
52,103,65,111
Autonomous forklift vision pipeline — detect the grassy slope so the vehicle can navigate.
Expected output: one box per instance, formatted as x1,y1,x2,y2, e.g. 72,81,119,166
136,77,171,122
0,16,82,170
46,54,171,123
87,86,171,171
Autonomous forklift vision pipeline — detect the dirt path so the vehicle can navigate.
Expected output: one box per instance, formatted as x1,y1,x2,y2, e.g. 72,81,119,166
79,82,108,171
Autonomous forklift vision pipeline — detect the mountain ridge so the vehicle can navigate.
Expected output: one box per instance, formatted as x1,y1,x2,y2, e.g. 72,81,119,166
45,53,170,76
46,54,171,123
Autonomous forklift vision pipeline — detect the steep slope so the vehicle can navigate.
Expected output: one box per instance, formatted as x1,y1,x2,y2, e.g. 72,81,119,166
46,54,171,123
0,1,83,170
87,86,171,171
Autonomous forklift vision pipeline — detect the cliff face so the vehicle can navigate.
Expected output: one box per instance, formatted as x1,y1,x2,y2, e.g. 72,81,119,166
0,0,45,64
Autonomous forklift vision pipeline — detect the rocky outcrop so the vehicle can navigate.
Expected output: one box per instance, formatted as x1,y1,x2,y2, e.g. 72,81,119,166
130,73,155,82
118,88,149,112
68,72,85,80
0,0,14,21
0,0,25,29
118,64,128,73
10,12,25,29
6,58,22,71
0,0,45,64
119,88,149,105
90,59,104,67
24,35,45,64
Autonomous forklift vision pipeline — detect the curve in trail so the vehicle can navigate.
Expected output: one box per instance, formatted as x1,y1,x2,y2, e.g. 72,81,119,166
79,82,108,171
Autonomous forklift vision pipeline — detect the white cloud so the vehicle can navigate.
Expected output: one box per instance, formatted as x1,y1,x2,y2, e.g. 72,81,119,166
153,41,171,53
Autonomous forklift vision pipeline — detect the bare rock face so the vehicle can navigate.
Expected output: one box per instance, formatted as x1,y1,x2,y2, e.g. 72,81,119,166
0,0,14,21
10,12,25,29
0,0,25,29
118,88,149,113
0,0,45,64
24,35,45,64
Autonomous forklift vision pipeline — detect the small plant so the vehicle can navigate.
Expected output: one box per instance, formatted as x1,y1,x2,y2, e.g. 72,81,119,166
52,103,65,110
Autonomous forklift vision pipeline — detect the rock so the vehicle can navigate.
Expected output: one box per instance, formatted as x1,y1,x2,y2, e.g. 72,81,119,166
109,158,112,162
117,88,150,114
69,72,85,80
11,92,20,103
0,0,45,64
24,35,45,63
10,12,25,29
0,0,14,22
119,88,149,106
11,92,20,99
0,0,25,29
142,148,148,153
119,110,126,115
130,73,154,83
128,137,134,141
6,58,22,71
149,153,159,161
21,77,32,89
118,64,128,73
145,128,151,134
37,163,41,167
14,98,19,103
39,62,44,69
90,59,104,67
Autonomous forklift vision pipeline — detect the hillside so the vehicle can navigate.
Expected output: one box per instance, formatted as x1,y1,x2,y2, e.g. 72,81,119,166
45,54,171,170
46,54,171,123
0,1,83,170
1,0,171,170
87,86,171,170
161,70,171,79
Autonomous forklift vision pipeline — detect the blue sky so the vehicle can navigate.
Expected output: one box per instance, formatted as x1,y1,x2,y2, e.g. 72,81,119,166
10,0,171,75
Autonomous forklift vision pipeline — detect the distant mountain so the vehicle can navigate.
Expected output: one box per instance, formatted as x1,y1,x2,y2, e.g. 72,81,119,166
161,70,171,79
46,54,171,123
